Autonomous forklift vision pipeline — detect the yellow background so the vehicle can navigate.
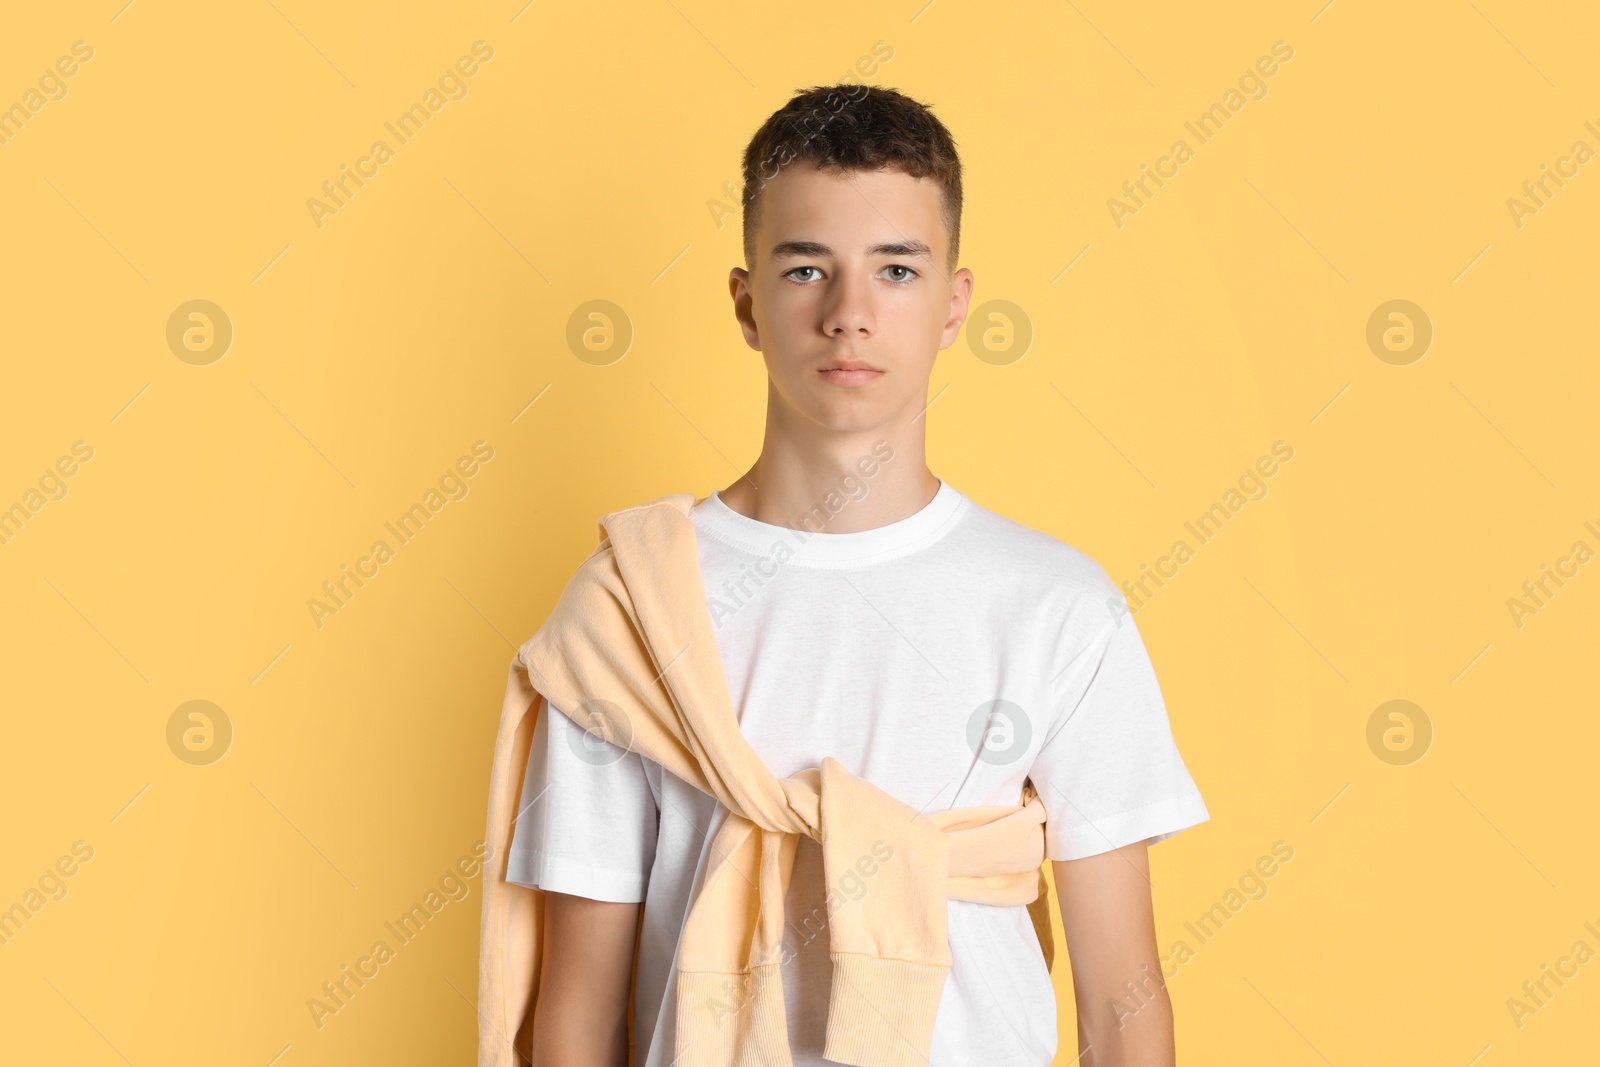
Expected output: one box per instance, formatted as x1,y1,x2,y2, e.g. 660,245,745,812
2,0,1597,1063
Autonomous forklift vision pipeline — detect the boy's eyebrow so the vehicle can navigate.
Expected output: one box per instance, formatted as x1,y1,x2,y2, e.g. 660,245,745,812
769,239,934,261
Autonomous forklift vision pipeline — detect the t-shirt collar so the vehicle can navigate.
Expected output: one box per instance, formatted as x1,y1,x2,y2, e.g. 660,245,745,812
693,477,967,568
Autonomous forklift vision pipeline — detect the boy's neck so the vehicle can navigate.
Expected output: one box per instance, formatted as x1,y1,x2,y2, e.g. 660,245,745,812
717,442,940,535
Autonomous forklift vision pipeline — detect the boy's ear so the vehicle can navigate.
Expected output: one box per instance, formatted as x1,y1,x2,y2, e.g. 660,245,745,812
729,267,761,351
938,266,975,351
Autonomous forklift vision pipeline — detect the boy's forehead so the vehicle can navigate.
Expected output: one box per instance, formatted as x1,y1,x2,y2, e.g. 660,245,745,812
757,163,945,255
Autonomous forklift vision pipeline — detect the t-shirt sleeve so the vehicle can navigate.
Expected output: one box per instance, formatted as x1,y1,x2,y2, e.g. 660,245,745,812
1028,613,1209,862
506,694,659,903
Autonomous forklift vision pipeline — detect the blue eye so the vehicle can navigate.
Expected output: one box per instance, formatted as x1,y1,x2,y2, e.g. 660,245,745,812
784,266,822,283
883,265,918,283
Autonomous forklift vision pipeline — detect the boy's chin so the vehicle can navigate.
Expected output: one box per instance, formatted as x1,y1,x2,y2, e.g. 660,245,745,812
798,396,909,435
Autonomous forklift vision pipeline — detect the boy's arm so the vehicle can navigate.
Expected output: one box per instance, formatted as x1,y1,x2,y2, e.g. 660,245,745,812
511,696,657,1066
1053,843,1174,1067
532,891,640,1067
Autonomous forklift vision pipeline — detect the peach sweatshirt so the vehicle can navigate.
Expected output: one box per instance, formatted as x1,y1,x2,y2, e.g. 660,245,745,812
477,493,1056,1067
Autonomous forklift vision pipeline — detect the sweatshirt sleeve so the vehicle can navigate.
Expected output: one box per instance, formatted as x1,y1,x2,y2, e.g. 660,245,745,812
1027,614,1209,862
506,695,660,903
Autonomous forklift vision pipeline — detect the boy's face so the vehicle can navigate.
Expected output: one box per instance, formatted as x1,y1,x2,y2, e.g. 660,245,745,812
729,162,973,434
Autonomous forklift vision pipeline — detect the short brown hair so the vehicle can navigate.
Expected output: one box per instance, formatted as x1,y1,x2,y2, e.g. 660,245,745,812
740,84,963,272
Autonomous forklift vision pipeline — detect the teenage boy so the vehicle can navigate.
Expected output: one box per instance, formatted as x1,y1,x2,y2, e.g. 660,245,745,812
495,84,1208,1067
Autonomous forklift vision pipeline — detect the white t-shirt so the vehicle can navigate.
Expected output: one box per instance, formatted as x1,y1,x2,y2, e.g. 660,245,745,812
508,477,1209,1067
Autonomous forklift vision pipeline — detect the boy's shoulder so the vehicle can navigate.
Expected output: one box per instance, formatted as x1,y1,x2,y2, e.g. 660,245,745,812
952,493,1121,604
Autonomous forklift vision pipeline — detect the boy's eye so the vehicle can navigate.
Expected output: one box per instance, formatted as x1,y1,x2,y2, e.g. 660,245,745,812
782,265,919,284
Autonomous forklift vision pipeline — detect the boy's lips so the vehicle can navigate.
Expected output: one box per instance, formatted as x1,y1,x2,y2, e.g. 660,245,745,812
818,359,883,386
819,366,884,386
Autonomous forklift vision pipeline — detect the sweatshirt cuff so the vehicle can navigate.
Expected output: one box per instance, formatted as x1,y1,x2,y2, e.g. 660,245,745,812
822,952,950,1067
